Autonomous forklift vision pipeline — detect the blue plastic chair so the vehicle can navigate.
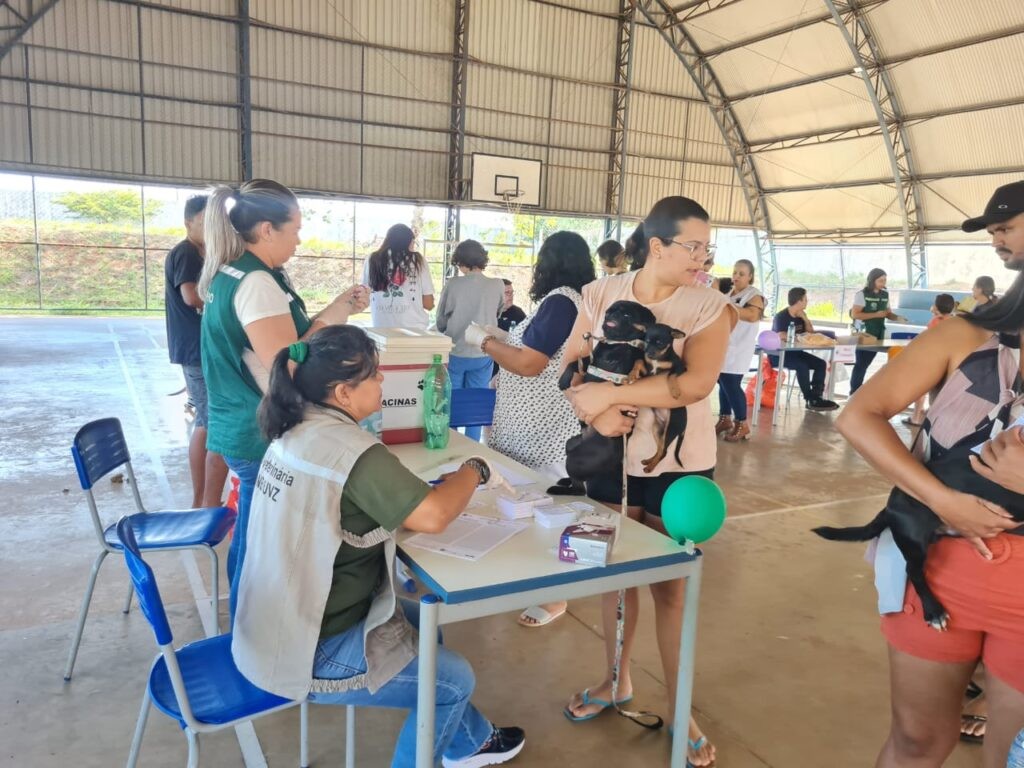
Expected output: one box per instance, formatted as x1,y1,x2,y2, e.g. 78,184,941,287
64,418,237,681
450,387,497,428
116,516,310,768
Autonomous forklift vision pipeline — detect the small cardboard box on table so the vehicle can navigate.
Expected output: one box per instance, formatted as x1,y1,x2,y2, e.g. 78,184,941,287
365,327,452,445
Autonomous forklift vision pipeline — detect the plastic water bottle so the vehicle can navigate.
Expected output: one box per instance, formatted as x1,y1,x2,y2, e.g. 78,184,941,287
422,354,451,449
786,321,796,346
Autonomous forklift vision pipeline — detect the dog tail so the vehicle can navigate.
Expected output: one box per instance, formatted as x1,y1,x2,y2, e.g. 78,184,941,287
812,511,887,542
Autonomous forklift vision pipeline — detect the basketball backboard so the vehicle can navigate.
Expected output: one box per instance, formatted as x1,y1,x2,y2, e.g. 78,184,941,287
470,153,542,208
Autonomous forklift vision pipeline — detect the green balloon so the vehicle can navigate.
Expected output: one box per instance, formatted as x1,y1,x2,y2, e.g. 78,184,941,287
661,476,727,544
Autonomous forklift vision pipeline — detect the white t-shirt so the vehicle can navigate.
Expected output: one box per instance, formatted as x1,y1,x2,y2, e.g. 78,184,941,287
362,256,435,330
234,271,291,393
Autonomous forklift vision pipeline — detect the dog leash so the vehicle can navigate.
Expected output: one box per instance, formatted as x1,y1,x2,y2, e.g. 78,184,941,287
609,431,664,731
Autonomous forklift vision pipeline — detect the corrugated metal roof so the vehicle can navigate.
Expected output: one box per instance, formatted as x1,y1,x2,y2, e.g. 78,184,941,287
2,0,1023,244
867,0,1024,59
753,136,894,190
908,104,1024,176
710,21,852,96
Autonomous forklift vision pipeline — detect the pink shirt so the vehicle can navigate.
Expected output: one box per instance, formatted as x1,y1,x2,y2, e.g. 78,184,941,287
580,272,730,475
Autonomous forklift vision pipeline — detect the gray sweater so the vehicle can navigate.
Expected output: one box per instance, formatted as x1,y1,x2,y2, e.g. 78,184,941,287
435,271,505,357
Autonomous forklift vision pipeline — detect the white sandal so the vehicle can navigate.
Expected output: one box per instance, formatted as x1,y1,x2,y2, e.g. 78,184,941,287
517,603,567,628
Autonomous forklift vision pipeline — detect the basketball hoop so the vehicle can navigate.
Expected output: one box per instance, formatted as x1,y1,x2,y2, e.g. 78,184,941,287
501,189,526,217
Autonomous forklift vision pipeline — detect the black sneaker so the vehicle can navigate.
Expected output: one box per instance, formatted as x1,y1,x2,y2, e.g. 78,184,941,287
807,397,839,411
442,727,526,768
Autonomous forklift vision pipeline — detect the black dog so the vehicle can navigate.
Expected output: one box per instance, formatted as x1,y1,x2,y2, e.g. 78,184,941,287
640,323,687,472
813,441,1024,629
549,300,656,495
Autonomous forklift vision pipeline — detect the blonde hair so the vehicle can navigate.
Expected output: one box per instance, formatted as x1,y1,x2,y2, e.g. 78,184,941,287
198,179,298,300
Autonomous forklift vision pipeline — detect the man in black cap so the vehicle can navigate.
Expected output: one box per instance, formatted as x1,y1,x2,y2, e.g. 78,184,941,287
955,180,1024,747
962,180,1024,271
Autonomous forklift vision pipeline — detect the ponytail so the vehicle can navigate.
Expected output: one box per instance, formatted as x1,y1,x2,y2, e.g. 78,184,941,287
625,224,647,270
198,179,298,300
257,325,380,440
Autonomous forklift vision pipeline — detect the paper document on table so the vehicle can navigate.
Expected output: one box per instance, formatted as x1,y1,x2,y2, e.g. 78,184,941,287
403,513,528,561
488,460,535,487
416,460,535,487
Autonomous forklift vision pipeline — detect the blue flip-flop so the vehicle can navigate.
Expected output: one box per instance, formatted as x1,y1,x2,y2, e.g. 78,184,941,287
668,728,712,768
563,688,634,722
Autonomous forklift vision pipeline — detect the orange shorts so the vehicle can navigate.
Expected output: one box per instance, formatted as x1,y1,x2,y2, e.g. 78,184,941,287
881,534,1024,693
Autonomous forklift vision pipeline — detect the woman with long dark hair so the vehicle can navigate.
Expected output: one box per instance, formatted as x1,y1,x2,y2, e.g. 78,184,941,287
233,325,525,768
835,196,1024,766
363,223,435,329
560,196,736,767
849,268,906,393
465,231,596,628
199,179,368,620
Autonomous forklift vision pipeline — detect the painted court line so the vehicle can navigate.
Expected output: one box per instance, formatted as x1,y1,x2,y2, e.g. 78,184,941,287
110,323,268,768
726,493,889,522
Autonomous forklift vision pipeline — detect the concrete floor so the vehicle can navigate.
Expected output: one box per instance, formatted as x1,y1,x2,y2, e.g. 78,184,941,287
0,316,984,768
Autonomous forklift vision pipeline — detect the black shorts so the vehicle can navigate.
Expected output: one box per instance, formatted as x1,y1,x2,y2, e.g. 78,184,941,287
586,467,715,517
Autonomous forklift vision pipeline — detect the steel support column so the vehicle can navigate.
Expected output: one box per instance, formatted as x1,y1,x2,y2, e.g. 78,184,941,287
605,0,636,240
237,0,252,181
445,0,469,272
0,0,59,63
824,0,926,287
637,0,778,305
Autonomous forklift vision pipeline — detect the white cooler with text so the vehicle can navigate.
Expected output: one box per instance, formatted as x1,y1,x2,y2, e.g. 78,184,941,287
365,327,453,445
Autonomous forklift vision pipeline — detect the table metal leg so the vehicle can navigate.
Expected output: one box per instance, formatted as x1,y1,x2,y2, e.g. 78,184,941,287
751,351,764,427
826,348,837,401
670,561,703,768
416,594,440,768
772,350,786,426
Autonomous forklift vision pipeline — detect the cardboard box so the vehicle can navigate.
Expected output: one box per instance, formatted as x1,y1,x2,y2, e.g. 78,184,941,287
365,328,453,445
559,522,617,567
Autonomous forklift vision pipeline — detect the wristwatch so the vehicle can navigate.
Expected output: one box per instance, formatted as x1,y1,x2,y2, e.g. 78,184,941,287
462,457,491,485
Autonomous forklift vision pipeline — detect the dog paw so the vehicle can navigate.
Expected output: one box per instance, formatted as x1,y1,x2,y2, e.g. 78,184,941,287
925,612,950,632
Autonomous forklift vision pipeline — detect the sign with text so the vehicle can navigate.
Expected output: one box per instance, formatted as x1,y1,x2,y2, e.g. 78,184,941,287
833,344,857,364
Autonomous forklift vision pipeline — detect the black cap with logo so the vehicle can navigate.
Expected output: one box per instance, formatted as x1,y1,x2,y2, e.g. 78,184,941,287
962,180,1024,232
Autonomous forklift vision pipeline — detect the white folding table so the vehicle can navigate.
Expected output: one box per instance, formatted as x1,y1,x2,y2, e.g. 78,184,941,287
750,338,912,426
389,432,703,768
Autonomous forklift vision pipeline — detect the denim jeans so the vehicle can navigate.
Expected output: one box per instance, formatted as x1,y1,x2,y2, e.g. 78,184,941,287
1009,728,1024,768
308,600,492,768
769,351,826,401
223,454,263,624
447,355,493,441
717,372,747,422
850,349,878,393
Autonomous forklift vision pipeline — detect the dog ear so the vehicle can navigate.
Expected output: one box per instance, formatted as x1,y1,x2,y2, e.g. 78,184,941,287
671,328,686,339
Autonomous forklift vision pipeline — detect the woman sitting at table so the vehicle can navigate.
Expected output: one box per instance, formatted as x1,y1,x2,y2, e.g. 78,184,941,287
231,325,525,768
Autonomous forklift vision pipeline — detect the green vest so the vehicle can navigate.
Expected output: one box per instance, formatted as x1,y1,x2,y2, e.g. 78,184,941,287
861,290,889,339
201,252,312,460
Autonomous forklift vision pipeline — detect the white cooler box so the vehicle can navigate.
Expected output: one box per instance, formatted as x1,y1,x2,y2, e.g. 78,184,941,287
365,327,453,445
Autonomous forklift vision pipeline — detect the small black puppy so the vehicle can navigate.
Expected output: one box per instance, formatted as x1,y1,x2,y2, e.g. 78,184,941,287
557,300,656,392
813,441,1024,630
641,323,687,472
550,300,657,495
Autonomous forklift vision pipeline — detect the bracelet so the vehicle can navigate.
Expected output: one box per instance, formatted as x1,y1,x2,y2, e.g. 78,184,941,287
462,457,491,485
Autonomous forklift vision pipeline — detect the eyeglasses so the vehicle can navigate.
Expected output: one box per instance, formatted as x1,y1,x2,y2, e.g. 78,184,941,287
669,239,716,259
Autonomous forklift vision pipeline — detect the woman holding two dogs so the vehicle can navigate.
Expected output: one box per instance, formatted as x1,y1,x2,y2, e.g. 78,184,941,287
836,186,1024,767
560,196,736,767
